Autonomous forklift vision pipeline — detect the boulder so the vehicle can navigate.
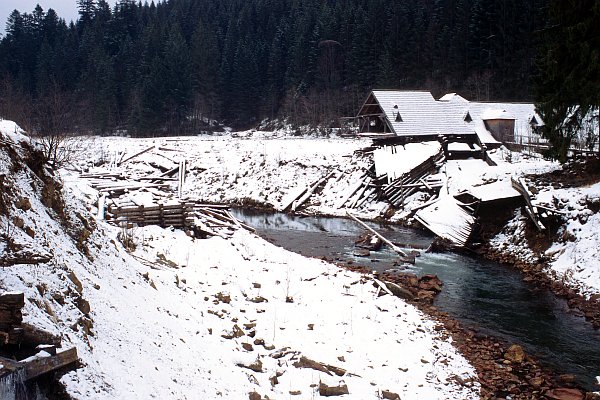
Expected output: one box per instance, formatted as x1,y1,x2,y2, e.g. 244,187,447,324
544,388,584,400
418,275,443,293
504,344,525,363
353,249,370,257
382,389,401,399
355,234,382,251
319,381,349,396
15,197,31,211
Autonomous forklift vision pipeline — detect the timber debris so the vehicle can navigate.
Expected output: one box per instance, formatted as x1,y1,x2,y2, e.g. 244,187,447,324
80,144,250,238
379,150,445,208
0,292,79,382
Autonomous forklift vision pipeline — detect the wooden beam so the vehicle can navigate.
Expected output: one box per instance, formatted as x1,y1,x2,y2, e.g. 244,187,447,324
119,145,155,165
23,347,78,381
346,212,407,257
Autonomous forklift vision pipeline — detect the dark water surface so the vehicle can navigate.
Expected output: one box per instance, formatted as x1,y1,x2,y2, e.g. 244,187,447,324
231,208,600,390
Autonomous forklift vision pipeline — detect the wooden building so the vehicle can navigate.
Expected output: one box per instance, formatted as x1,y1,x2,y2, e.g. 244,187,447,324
350,90,543,148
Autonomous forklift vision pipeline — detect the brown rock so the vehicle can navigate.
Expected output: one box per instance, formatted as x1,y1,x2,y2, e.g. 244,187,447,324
382,390,401,399
353,249,371,257
418,275,443,293
215,292,231,304
15,197,32,211
544,388,584,400
319,381,349,396
417,290,436,302
222,324,244,339
530,376,544,387
238,358,263,373
558,374,577,385
24,226,35,237
68,271,84,293
242,343,254,351
504,344,525,363
248,392,261,400
12,216,24,228
76,297,91,315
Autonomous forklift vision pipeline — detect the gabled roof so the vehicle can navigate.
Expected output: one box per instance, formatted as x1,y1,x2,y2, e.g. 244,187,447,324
481,109,515,120
444,96,543,143
358,90,473,137
356,90,544,144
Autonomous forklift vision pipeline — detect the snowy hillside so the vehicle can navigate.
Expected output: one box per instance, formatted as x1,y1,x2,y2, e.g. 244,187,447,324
1,125,480,398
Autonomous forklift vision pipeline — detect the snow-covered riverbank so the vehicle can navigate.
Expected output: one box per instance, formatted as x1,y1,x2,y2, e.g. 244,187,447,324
1,127,480,398
77,132,600,297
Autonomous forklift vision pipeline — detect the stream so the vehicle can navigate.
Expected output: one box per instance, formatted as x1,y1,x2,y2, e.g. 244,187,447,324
231,208,600,391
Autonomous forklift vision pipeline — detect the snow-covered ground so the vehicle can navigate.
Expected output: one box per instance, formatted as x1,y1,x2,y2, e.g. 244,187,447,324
1,126,481,398
73,132,600,296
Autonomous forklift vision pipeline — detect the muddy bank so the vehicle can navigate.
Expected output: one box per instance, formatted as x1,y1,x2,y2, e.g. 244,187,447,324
341,263,599,399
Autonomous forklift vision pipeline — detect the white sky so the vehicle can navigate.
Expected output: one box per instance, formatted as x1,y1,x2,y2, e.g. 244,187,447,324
0,1,119,34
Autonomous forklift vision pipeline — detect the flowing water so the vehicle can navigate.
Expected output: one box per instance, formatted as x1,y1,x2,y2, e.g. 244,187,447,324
231,208,600,390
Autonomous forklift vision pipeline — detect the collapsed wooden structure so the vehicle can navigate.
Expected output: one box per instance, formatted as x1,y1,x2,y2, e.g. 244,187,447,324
379,150,445,208
0,292,78,385
81,144,251,238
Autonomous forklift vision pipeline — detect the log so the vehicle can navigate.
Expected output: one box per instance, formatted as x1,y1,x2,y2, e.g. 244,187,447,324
0,254,52,266
23,347,78,381
0,356,22,378
349,178,371,208
346,213,407,257
336,179,365,209
292,171,334,211
279,186,308,212
119,145,155,165
511,177,545,231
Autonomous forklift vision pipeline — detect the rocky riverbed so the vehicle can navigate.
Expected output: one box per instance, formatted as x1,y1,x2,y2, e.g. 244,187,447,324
342,263,600,400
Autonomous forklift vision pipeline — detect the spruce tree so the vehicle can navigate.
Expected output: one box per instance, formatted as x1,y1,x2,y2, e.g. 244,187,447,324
535,0,600,162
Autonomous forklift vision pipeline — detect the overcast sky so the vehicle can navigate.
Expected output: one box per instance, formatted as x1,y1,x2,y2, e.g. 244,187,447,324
0,1,118,34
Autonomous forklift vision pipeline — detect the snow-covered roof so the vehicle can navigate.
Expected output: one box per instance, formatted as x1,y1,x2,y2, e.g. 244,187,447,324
359,90,473,137
481,109,515,120
356,91,543,145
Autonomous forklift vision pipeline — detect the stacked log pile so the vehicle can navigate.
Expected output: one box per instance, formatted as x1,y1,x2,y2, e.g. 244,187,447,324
107,202,194,228
80,145,252,238
106,202,253,238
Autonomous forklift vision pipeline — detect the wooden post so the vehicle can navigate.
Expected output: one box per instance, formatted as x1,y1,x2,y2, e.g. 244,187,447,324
346,212,407,257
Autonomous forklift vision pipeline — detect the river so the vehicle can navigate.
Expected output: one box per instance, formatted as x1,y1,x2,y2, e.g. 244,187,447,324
231,208,600,390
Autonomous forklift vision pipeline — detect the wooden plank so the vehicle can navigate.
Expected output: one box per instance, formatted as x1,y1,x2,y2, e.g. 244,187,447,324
511,177,545,231
119,146,155,165
336,179,364,209
23,347,78,381
0,356,22,377
292,171,334,211
346,212,407,257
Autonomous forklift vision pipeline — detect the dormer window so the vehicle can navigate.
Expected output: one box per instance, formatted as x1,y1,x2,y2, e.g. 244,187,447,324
529,115,540,126
393,105,402,121
464,111,472,123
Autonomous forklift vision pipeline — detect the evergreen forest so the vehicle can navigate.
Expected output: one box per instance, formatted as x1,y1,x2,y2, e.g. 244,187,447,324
0,0,548,136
